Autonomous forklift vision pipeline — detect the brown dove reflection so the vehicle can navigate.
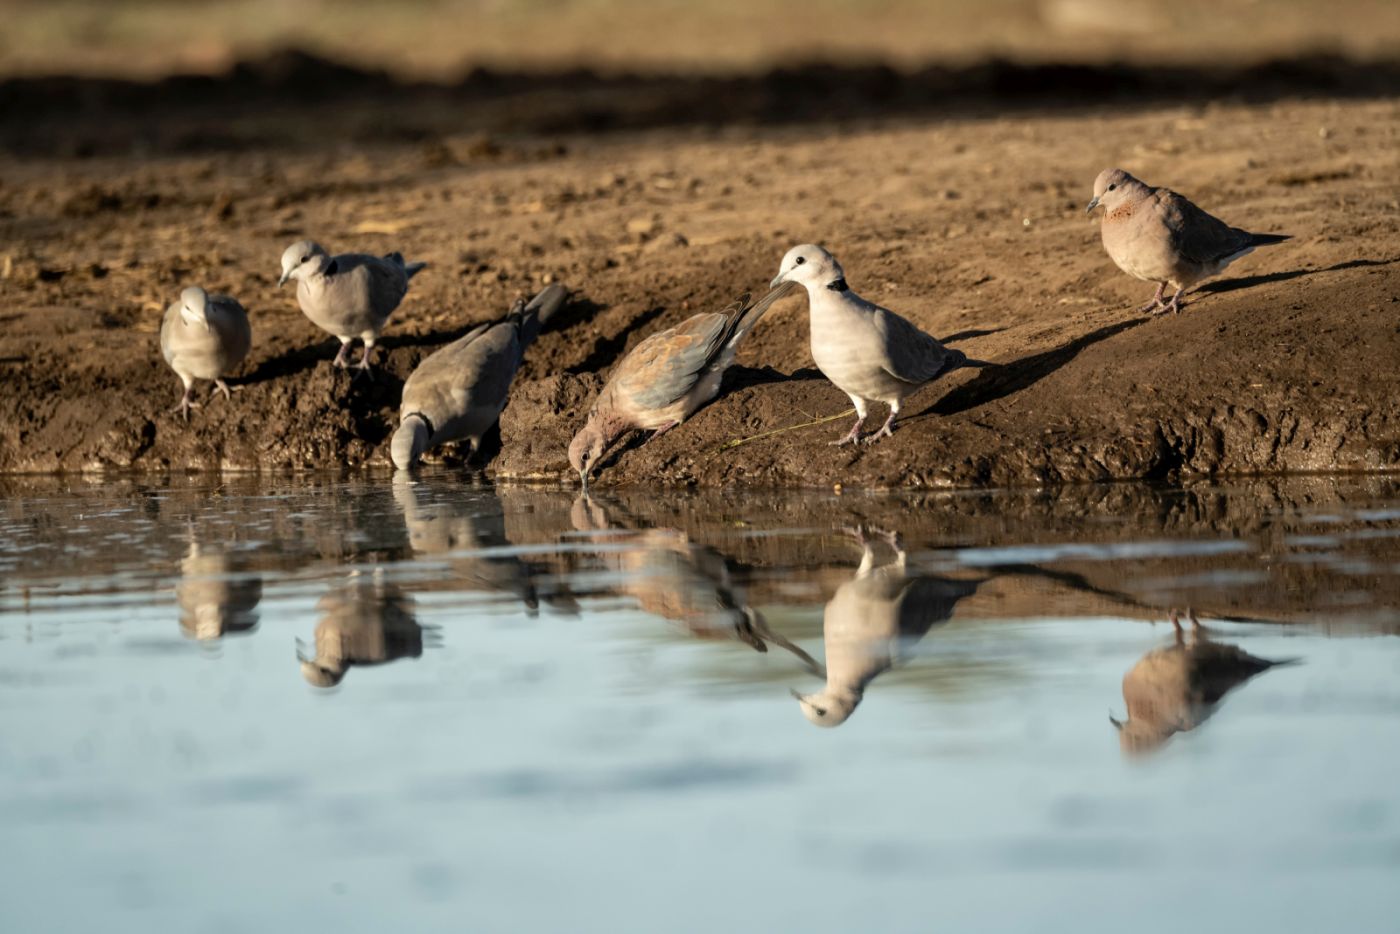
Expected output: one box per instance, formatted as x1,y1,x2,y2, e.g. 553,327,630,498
298,570,437,688
1111,610,1295,755
793,525,982,727
570,493,822,671
176,539,262,641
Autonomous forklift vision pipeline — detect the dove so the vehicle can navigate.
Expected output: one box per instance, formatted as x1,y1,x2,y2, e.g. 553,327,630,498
391,283,567,470
175,537,262,641
298,570,436,688
1110,609,1295,755
570,492,824,672
278,239,426,373
568,282,796,486
793,525,980,728
159,285,252,421
1086,168,1292,315
770,244,970,446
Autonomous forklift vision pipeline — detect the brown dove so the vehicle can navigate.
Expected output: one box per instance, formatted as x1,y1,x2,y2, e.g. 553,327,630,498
1087,168,1291,315
567,282,795,486
1110,610,1294,755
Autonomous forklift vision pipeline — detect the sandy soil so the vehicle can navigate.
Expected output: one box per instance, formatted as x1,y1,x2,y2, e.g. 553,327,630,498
1,68,1398,488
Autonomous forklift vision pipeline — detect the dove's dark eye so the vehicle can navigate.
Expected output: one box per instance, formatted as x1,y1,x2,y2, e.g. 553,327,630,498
1107,184,1116,192
300,254,310,263
795,256,806,265
813,706,827,717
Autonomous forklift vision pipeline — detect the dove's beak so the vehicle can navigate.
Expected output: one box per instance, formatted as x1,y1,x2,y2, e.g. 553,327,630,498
789,688,807,703
1085,196,1101,214
278,270,290,287
769,272,787,289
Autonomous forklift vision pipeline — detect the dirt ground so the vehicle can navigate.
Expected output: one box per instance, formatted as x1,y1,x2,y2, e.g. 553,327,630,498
1,64,1398,488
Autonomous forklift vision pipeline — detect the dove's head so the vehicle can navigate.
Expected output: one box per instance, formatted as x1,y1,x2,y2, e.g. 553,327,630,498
300,660,346,688
791,687,859,728
390,415,431,471
178,286,211,331
568,421,608,489
771,244,845,292
1109,713,1172,756
1086,168,1147,214
279,239,329,286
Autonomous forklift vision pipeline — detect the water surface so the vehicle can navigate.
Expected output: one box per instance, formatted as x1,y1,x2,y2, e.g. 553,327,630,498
3,475,1399,932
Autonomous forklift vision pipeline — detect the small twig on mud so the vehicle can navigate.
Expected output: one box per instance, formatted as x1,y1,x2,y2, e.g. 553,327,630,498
713,409,856,453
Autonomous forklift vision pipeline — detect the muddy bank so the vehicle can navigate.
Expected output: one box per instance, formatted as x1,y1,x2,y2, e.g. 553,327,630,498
1,96,1397,487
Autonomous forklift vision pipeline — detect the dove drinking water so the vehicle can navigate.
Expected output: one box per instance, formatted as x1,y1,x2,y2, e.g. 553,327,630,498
391,283,567,470
568,282,795,487
278,239,426,375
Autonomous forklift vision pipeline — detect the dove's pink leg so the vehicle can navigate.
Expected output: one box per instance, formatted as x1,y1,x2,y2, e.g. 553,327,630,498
863,403,900,444
1138,283,1167,314
332,340,353,368
170,383,199,422
213,379,233,402
354,339,375,378
1163,289,1184,315
642,422,678,445
832,397,868,446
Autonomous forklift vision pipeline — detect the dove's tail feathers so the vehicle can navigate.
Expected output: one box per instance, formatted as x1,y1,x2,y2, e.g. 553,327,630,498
515,283,569,349
404,261,428,280
720,280,796,353
1247,232,1291,248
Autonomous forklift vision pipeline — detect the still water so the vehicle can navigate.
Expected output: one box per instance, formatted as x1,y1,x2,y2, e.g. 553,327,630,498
3,475,1400,933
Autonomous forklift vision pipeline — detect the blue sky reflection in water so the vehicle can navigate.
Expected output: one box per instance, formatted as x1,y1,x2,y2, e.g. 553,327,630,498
2,475,1399,933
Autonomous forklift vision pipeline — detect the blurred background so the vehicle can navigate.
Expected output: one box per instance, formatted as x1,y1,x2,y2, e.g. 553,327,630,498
2,0,1398,79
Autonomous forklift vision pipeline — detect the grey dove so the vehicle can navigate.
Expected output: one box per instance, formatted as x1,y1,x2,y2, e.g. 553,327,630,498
1087,168,1291,315
298,570,433,688
391,283,567,470
771,244,972,446
793,525,980,727
278,239,426,373
159,285,252,421
568,282,796,486
176,537,262,641
1110,610,1294,755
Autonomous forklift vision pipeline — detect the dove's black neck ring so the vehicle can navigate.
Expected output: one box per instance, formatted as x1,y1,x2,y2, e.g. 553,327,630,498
826,278,849,292
406,412,435,439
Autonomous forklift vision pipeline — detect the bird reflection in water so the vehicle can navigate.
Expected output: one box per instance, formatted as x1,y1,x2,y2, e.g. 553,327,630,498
392,476,550,615
1111,609,1294,755
176,537,262,641
298,569,437,688
571,493,822,671
793,525,981,727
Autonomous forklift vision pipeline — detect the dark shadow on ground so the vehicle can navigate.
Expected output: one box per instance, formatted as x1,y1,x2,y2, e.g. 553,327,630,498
917,317,1150,418
1197,256,1400,295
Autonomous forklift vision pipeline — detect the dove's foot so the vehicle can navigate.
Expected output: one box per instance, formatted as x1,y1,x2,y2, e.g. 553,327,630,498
862,414,896,444
332,342,353,368
170,393,200,422
1164,291,1184,315
1138,283,1167,314
212,379,236,402
830,417,865,446
642,422,678,446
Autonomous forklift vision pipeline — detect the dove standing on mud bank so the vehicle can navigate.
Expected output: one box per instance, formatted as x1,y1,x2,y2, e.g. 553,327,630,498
1086,168,1291,315
771,244,972,446
159,286,252,422
568,282,796,486
278,239,426,374
392,283,568,470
